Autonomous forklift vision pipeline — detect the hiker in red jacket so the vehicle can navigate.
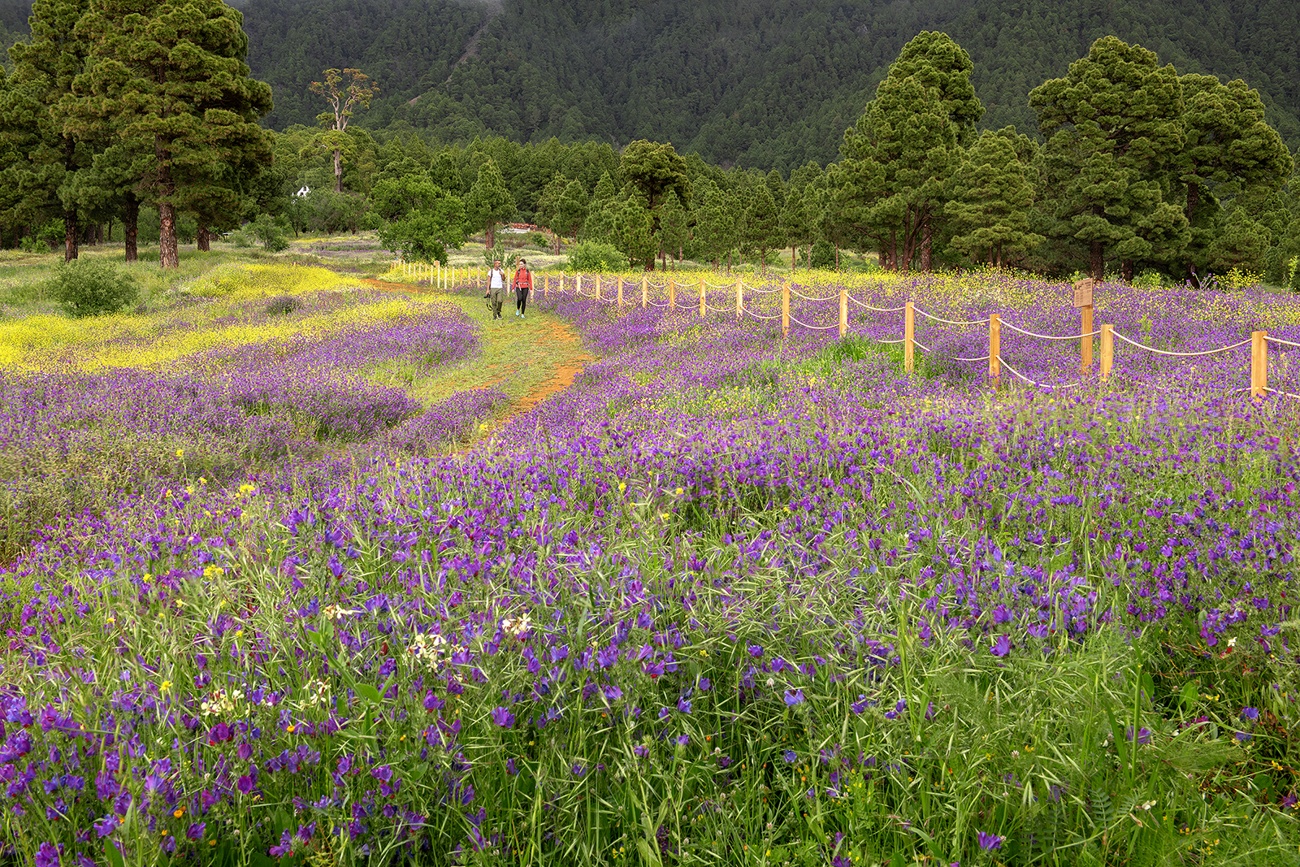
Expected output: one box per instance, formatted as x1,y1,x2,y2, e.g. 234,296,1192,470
513,258,533,319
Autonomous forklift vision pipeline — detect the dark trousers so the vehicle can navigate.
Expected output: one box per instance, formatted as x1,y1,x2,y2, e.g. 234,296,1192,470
491,297,503,319
516,286,529,314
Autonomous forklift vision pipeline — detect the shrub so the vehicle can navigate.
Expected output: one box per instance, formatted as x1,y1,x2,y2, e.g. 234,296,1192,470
248,215,290,252
567,240,626,271
50,260,139,318
263,295,300,316
810,238,836,269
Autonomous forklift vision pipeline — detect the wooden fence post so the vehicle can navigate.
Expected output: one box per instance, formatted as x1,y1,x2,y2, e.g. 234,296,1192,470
782,283,791,338
595,275,601,302
668,280,676,309
641,276,648,308
699,277,706,317
617,277,624,308
736,280,743,319
1252,330,1268,397
839,288,847,340
989,314,1001,387
1100,324,1113,382
904,301,915,374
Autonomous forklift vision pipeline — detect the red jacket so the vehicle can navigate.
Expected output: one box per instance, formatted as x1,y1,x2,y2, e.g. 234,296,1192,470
513,267,532,290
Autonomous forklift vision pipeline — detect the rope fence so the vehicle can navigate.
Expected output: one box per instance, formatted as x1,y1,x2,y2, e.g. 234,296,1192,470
407,263,1293,400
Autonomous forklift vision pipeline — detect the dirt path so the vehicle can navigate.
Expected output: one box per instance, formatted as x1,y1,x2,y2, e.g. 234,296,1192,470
357,278,591,424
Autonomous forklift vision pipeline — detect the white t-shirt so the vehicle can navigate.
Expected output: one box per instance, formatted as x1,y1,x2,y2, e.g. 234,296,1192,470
489,268,504,289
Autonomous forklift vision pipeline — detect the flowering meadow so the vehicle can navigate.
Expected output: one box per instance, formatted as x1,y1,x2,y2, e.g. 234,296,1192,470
2,264,1300,866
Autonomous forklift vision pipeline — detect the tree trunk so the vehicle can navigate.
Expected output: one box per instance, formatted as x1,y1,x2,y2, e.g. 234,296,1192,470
791,245,797,271
485,222,495,249
197,224,211,252
64,208,78,262
123,194,139,263
834,244,840,270
333,149,343,193
1089,241,1104,281
1121,258,1134,283
159,202,180,269
1186,181,1200,223
920,212,933,272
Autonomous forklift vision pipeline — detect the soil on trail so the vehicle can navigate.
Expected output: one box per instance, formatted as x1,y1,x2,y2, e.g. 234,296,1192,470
356,277,591,426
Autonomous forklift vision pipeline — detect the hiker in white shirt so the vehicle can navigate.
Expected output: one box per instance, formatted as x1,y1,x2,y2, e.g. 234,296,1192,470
486,260,506,320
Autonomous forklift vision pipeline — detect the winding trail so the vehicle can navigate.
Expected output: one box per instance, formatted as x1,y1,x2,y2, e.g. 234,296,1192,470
358,278,591,426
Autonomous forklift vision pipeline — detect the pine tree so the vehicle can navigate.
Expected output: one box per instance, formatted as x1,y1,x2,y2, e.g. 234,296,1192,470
946,129,1043,267
464,157,514,248
694,179,739,270
742,179,780,268
838,32,976,271
1178,74,1294,282
71,0,272,268
2,0,91,261
1030,36,1188,280
658,188,688,268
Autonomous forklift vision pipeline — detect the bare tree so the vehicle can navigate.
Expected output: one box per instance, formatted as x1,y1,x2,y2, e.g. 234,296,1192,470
309,68,378,193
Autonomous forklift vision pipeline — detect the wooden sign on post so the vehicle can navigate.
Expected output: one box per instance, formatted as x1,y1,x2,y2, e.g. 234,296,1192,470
1073,277,1098,373
1072,278,1097,309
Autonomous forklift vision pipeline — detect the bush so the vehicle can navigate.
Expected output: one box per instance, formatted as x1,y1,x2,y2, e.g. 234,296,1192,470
263,295,300,316
248,215,290,252
50,260,139,318
810,238,836,269
567,240,626,271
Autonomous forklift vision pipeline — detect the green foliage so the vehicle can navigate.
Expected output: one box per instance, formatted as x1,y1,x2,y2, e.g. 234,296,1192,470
246,214,290,252
1030,37,1189,279
567,239,626,271
946,128,1043,267
464,157,514,246
224,0,1300,168
66,0,273,268
49,258,137,316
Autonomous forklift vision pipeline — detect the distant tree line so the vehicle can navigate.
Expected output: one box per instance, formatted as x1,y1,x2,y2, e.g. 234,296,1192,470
2,5,1298,285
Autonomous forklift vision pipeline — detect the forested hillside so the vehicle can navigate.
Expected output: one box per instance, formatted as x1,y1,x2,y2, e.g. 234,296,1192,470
1,0,1297,169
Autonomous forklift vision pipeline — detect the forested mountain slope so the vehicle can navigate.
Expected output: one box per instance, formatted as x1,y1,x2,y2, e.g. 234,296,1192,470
3,0,1298,169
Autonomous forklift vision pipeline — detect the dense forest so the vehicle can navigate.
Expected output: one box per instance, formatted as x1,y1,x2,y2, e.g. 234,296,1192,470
4,0,1295,170
2,1,1297,287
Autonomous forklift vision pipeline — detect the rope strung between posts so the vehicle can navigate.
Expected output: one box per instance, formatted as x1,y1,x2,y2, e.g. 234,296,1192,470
1110,331,1251,357
951,354,991,363
789,314,839,330
913,339,931,354
705,281,738,291
846,295,907,313
1000,320,1103,341
646,299,672,308
913,306,986,327
1265,387,1300,400
1266,335,1300,349
705,301,733,314
790,288,838,302
876,337,906,345
741,304,782,321
998,355,1084,390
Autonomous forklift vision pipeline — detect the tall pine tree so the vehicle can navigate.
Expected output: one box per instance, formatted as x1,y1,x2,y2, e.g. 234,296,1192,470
1030,37,1188,280
70,0,272,268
